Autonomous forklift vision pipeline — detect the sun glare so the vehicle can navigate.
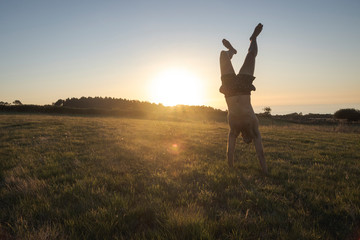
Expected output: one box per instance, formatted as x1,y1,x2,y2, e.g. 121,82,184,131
150,68,204,106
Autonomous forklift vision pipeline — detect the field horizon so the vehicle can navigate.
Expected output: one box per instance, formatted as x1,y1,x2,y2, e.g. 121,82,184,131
2,96,360,116
4,96,359,126
1,113,359,239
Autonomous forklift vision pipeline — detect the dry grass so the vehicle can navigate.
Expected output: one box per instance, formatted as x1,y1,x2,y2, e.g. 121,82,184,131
0,113,359,239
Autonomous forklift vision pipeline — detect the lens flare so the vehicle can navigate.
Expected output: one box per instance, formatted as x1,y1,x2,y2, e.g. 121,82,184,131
168,143,180,154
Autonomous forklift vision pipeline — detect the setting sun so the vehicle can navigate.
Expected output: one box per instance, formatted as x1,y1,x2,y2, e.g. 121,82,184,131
150,68,204,106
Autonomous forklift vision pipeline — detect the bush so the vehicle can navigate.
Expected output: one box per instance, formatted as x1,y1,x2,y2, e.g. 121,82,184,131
13,100,22,105
334,108,360,122
262,106,272,117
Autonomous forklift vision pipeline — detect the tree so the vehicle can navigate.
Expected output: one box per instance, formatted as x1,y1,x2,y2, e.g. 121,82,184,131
13,100,22,105
263,106,272,117
334,108,360,122
53,99,64,107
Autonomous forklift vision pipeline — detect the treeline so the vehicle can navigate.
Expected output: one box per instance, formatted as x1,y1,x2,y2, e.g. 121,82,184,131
54,97,227,121
272,110,360,124
0,97,227,122
272,112,336,124
53,97,162,111
1,97,359,124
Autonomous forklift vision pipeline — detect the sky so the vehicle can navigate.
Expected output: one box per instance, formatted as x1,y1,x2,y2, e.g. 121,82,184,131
1,0,360,114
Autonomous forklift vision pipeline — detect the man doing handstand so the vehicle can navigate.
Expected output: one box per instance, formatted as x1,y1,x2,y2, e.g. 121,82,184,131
219,23,268,174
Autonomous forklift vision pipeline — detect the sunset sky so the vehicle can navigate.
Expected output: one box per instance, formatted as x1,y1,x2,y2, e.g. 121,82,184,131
1,0,359,114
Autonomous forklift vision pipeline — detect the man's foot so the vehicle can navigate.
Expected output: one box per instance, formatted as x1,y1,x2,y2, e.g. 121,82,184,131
250,23,263,41
222,39,237,54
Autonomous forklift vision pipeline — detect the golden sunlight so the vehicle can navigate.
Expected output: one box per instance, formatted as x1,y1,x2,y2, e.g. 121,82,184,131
150,68,204,106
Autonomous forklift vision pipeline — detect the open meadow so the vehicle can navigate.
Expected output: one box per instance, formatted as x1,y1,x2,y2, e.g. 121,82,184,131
0,113,359,239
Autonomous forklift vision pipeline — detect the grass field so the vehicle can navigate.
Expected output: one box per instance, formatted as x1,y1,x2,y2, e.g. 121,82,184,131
1,113,359,239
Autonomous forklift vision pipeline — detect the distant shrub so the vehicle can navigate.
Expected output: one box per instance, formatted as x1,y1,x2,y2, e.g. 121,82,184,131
334,108,360,122
53,99,64,106
13,100,22,105
262,106,272,117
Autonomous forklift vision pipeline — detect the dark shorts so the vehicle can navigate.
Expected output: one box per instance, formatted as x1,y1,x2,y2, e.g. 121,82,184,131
219,73,256,97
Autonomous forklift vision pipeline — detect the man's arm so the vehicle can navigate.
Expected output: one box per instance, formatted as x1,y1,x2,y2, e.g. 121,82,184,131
253,127,268,174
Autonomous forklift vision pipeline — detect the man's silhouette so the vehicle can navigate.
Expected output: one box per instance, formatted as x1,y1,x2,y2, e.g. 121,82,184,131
219,23,268,174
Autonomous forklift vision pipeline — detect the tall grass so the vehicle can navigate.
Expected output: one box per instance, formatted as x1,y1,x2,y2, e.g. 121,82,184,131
0,114,359,239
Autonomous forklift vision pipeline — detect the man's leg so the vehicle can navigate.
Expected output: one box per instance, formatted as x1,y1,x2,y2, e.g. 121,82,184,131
220,51,235,76
239,23,262,76
220,39,237,76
